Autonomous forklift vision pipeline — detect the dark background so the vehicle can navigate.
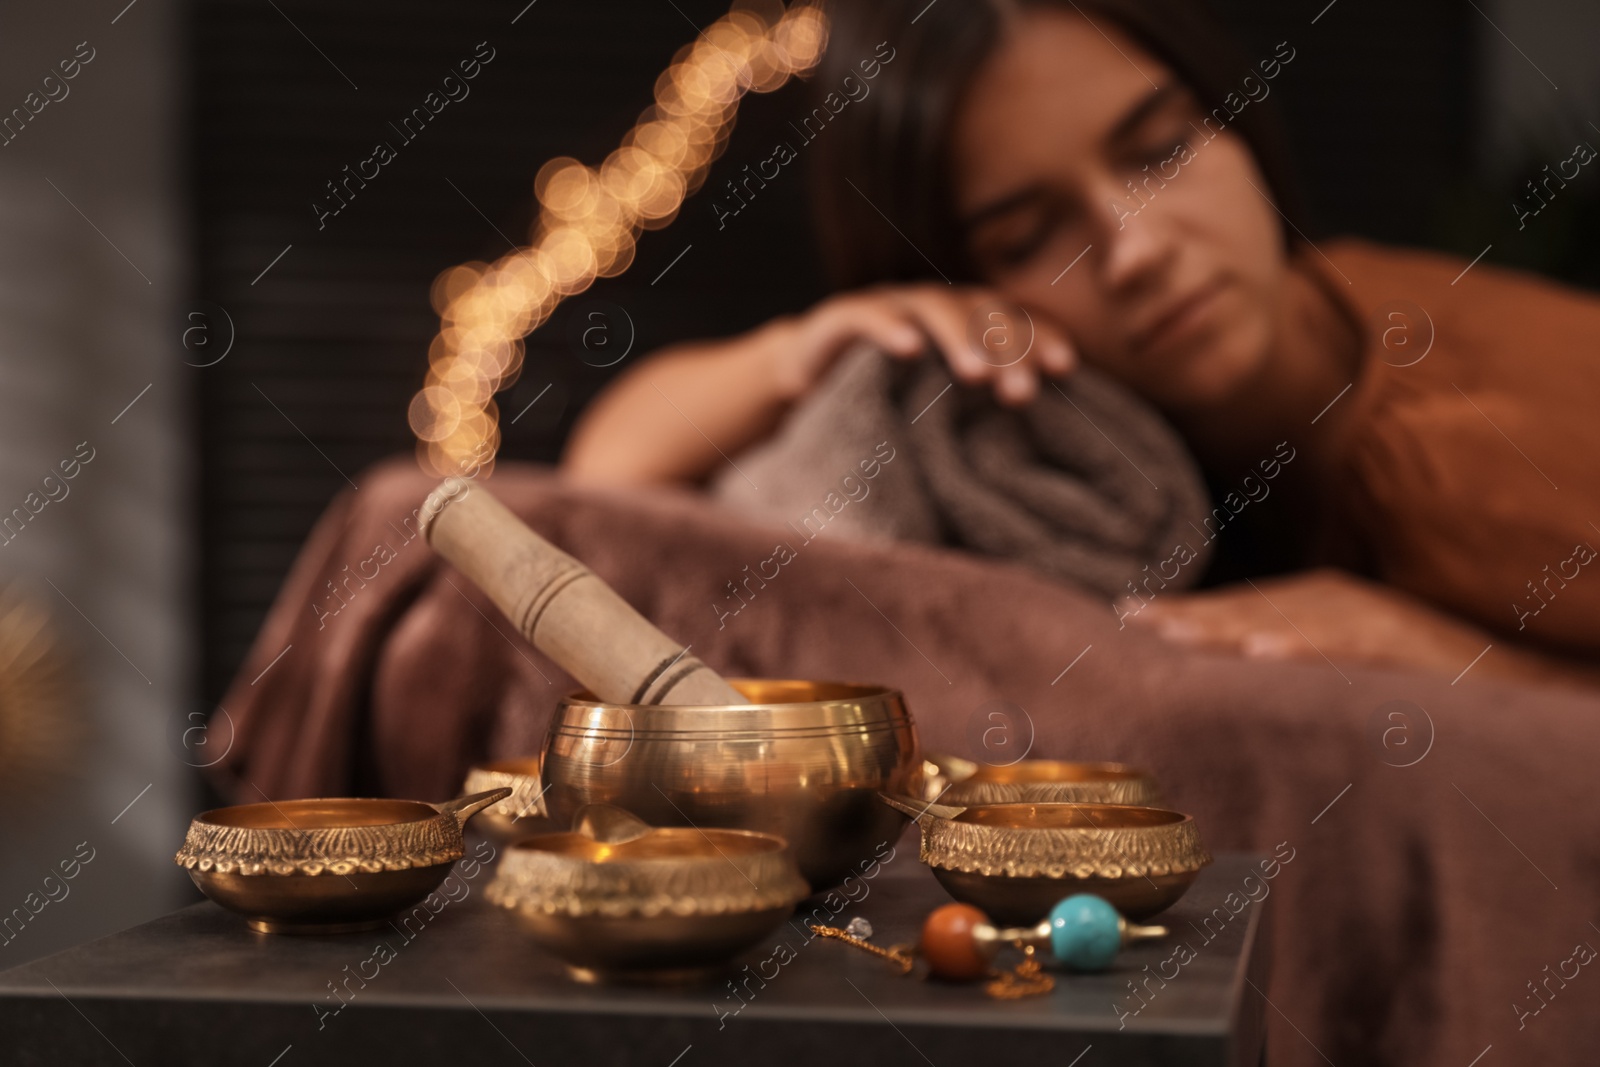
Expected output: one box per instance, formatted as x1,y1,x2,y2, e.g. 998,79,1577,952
190,0,1599,704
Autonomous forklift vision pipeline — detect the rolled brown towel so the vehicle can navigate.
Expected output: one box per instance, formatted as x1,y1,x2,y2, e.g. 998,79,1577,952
711,344,1214,600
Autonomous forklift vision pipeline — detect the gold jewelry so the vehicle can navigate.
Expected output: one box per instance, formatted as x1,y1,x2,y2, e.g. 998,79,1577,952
809,921,1052,999
984,944,1055,999
808,923,916,975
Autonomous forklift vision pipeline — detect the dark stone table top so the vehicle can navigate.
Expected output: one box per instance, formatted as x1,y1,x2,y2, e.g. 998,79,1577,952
0,843,1267,1067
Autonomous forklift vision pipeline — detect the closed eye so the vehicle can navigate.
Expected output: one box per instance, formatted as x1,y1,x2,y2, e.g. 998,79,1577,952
980,201,1073,268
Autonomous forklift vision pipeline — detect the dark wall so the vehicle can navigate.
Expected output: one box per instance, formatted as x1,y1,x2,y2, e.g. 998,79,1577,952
1215,0,1477,246
191,0,829,698
192,0,1491,702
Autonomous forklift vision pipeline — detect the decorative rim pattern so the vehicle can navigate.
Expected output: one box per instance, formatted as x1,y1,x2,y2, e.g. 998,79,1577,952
546,720,912,741
944,778,1163,808
921,814,1211,881
175,812,464,877
463,765,545,821
486,836,808,920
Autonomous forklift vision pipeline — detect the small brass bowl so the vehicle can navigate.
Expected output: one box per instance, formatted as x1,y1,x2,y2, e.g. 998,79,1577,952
920,753,1163,807
175,789,509,934
486,805,808,984
462,759,553,844
886,797,1211,925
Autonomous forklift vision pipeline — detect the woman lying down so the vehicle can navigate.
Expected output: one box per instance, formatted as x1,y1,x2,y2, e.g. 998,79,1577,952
562,0,1600,690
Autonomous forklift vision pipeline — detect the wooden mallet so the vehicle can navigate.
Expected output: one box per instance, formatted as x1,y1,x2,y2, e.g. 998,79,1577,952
419,477,748,706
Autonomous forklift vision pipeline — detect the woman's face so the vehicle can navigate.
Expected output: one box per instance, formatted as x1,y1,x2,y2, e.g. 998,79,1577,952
950,8,1288,411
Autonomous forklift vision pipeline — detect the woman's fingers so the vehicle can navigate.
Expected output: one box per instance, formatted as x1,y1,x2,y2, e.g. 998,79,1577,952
1036,329,1075,377
1124,592,1307,662
997,364,1038,406
802,284,1077,407
902,292,993,386
899,287,1075,404
1122,597,1231,643
957,291,1077,382
1241,631,1296,658
834,301,926,358
800,299,924,369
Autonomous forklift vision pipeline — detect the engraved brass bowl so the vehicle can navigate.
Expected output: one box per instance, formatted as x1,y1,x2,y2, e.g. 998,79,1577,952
175,788,509,934
920,753,1163,807
462,759,553,844
884,796,1211,925
515,679,920,889
487,805,808,984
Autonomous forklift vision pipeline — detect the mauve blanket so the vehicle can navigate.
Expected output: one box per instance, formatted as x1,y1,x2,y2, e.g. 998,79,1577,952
215,459,1600,1067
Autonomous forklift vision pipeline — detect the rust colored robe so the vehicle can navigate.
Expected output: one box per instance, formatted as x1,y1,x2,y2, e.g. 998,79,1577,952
1307,239,1600,656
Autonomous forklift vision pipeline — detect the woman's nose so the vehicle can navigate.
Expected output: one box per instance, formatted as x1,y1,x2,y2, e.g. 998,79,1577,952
1094,181,1177,293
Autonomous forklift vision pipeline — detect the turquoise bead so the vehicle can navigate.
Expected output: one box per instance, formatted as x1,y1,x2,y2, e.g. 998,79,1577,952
1047,894,1123,971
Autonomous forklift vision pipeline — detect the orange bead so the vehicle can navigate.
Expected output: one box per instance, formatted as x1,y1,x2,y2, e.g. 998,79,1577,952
921,904,991,981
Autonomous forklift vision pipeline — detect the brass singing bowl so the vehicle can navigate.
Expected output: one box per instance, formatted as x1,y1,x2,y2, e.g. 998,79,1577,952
462,759,553,843
487,805,808,984
920,753,1163,807
175,788,510,934
884,796,1211,925
522,679,919,889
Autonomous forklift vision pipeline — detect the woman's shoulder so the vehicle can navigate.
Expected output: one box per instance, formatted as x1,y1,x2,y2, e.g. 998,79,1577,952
1303,235,1599,396
1309,237,1600,653
1312,235,1599,470
1313,236,1600,324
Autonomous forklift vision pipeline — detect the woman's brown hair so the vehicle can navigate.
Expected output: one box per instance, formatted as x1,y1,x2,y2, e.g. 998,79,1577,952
808,0,1307,288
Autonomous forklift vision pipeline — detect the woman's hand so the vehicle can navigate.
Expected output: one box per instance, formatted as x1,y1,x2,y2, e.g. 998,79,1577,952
1123,567,1600,690
1120,568,1498,678
773,283,1076,407
564,283,1074,487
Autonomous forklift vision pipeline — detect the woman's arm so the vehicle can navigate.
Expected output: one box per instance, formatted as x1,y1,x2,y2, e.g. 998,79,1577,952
560,285,1075,487
561,315,808,488
1122,568,1600,691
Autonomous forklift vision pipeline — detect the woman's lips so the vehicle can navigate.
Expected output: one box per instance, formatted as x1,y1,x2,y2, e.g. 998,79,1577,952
1132,279,1227,353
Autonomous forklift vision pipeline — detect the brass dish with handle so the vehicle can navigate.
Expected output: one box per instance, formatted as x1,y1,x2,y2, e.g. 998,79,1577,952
175,788,509,934
461,759,552,843
882,795,1211,925
919,753,1163,807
